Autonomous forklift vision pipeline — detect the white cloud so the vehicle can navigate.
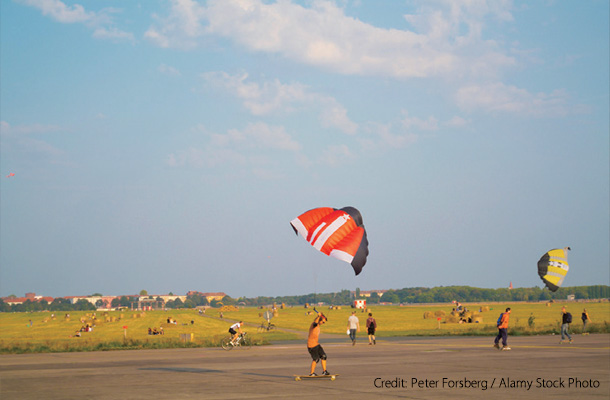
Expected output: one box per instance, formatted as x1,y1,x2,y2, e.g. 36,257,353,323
202,71,358,134
0,121,65,159
2,121,55,135
92,27,135,42
144,29,170,48
166,146,245,168
320,103,358,135
212,122,301,152
19,0,93,23
455,83,573,116
158,64,181,76
319,144,354,166
145,0,206,49
167,122,302,173
401,112,439,131
19,0,134,42
148,0,516,79
360,122,418,152
202,71,310,115
445,116,470,127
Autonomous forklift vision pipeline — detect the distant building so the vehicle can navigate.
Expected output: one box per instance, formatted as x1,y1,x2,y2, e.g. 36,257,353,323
187,291,227,303
351,290,386,298
2,293,54,306
137,295,186,303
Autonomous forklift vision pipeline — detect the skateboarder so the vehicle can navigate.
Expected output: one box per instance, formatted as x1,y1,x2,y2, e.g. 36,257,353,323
307,313,330,376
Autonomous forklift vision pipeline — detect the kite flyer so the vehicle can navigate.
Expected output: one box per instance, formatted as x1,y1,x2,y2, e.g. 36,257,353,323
307,313,330,376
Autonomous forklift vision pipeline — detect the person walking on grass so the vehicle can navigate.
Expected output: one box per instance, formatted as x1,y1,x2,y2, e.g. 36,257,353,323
493,308,511,351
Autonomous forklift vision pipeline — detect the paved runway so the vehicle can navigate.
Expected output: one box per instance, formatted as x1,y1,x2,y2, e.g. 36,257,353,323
1,334,608,399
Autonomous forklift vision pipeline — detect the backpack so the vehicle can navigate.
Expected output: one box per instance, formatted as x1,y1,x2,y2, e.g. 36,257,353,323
565,312,572,324
496,313,503,327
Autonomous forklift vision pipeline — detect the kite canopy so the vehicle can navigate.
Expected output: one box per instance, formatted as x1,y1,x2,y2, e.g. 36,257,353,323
290,206,369,275
537,247,570,292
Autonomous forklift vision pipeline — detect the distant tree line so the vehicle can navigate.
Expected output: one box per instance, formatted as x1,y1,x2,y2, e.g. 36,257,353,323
1,285,607,312
217,285,610,307
0,298,96,313
370,285,610,305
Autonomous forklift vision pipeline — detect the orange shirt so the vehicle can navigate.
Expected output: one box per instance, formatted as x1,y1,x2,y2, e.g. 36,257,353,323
307,322,320,348
498,312,510,329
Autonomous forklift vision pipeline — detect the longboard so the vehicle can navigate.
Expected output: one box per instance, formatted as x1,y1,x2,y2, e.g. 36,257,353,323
294,374,339,381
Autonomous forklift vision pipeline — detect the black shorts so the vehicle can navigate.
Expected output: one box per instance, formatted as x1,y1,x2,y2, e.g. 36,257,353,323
307,345,326,362
229,328,237,335
367,326,375,335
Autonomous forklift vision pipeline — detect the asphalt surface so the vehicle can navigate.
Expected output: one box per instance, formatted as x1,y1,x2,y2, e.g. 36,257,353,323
1,334,608,400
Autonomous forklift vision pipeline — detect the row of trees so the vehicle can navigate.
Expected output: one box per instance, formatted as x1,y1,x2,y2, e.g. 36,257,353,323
230,285,609,307
1,285,608,312
372,285,609,305
0,298,96,313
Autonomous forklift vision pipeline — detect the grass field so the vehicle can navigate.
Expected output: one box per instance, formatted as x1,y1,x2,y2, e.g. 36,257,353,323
1,301,608,354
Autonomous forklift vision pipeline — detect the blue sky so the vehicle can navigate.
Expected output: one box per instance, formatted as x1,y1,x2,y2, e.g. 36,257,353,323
1,0,608,299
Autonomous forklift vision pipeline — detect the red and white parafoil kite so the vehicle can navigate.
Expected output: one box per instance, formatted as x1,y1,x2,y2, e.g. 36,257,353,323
290,206,369,275
6,173,15,178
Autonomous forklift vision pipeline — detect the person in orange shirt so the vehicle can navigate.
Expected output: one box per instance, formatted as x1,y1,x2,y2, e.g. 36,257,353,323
307,313,330,376
493,308,511,351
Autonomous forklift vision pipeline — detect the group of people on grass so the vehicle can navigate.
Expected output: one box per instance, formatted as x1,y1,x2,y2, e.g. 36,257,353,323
70,324,93,337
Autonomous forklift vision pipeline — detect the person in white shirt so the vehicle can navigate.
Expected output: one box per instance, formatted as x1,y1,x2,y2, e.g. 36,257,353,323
228,321,243,345
347,312,360,346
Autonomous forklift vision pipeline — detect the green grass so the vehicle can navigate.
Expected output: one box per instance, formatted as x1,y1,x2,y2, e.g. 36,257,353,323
1,301,607,353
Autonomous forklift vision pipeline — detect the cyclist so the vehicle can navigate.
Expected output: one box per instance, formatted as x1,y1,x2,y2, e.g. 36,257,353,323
307,313,330,376
229,321,243,345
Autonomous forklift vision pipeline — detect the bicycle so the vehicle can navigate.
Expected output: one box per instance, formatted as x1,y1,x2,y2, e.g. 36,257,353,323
221,332,252,350
257,321,276,332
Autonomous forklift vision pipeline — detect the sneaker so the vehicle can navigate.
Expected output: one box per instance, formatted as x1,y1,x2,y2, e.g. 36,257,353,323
309,373,317,377
373,339,376,345
493,343,500,349
369,342,372,345
352,340,356,346
322,370,330,376
569,339,573,343
501,346,511,351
